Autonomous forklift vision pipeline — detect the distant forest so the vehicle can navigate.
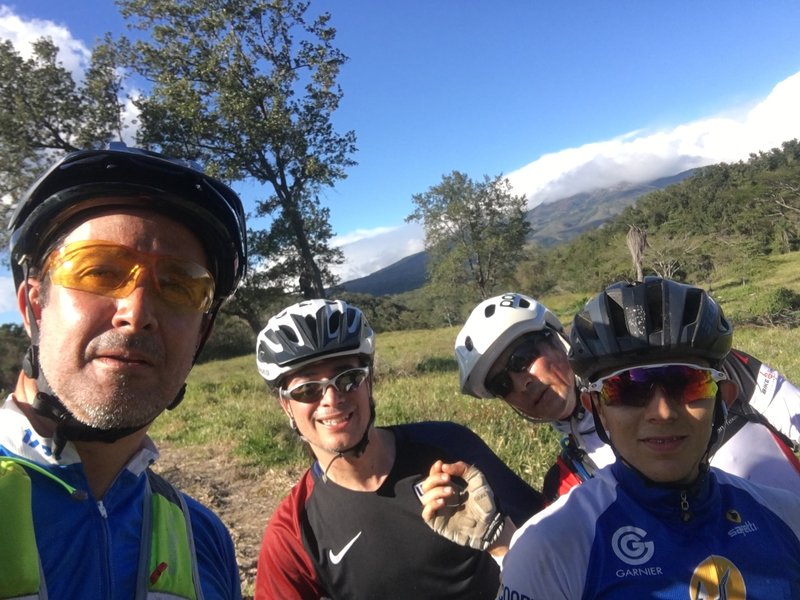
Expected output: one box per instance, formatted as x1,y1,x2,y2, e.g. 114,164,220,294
515,139,800,298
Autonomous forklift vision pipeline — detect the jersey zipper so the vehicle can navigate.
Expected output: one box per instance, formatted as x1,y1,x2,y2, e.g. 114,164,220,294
679,490,693,522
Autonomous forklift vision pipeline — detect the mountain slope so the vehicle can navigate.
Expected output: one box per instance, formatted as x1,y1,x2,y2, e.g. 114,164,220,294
339,169,699,295
336,251,428,295
528,169,697,247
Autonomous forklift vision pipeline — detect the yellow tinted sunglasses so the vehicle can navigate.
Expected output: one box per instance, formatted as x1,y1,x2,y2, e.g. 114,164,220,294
42,240,215,313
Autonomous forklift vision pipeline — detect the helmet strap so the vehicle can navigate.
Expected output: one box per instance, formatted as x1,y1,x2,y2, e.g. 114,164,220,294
320,399,376,483
31,390,152,459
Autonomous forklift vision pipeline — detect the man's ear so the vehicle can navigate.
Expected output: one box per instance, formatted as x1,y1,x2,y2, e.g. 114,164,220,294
17,280,42,337
718,379,739,408
196,313,214,351
278,396,293,419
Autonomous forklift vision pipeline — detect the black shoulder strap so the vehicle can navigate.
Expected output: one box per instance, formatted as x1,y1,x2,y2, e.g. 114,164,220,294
723,349,761,403
146,468,184,506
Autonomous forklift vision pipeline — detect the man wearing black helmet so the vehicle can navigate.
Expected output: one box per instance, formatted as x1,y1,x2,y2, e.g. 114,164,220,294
254,299,545,600
456,290,800,502
0,144,246,598
498,278,800,599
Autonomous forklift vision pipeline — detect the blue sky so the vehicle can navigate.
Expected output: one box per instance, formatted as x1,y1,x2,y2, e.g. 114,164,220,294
2,1,800,323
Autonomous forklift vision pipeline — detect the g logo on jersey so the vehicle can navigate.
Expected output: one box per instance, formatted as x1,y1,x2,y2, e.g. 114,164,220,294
690,555,745,599
611,526,654,565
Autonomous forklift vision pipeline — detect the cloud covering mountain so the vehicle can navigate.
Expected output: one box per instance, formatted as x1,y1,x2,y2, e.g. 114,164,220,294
334,72,800,281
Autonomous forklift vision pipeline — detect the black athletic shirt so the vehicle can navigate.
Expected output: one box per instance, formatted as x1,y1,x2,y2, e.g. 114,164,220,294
255,421,544,599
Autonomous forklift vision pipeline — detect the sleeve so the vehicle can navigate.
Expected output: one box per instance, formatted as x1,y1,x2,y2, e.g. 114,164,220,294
255,473,326,600
184,496,243,600
499,507,583,599
405,421,546,525
499,478,610,600
750,362,800,446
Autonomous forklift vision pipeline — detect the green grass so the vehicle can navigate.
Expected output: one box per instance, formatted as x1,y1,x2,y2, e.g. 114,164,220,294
151,326,563,489
151,253,800,491
152,320,800,491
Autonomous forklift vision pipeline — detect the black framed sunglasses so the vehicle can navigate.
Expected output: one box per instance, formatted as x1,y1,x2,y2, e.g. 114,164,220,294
486,330,553,398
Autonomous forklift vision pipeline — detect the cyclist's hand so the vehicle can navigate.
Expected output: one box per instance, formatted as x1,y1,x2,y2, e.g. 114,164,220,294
415,460,504,551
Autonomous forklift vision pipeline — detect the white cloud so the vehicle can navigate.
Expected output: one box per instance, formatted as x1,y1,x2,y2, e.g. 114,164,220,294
0,275,19,324
333,223,425,282
332,225,402,247
120,92,142,145
507,72,800,208
333,71,800,282
0,6,91,75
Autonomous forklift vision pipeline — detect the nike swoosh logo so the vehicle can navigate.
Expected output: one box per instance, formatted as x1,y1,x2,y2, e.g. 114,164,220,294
329,531,362,564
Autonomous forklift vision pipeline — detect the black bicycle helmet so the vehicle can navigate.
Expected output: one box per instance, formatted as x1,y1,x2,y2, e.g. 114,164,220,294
571,277,734,480
257,299,376,388
569,277,733,382
8,142,247,310
7,143,248,457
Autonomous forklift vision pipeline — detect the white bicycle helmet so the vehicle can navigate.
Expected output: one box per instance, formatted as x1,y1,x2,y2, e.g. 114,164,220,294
455,292,564,398
257,299,375,388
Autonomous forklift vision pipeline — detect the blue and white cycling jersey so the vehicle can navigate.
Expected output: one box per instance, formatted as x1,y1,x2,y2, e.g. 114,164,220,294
500,461,800,599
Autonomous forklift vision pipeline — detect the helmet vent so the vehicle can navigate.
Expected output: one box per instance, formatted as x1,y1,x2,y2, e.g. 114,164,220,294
329,310,342,334
280,325,299,344
303,315,318,343
608,298,627,337
464,336,474,351
484,305,496,318
684,289,703,324
646,284,664,333
518,298,530,308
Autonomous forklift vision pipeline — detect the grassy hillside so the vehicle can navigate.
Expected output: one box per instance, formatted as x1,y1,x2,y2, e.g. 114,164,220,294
522,140,800,299
152,254,800,490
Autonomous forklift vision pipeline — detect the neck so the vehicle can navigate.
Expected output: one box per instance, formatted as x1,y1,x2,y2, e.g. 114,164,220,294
12,371,54,437
12,370,148,499
318,427,395,491
74,433,148,499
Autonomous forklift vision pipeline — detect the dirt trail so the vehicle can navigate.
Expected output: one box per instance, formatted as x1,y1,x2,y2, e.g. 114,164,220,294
152,441,304,598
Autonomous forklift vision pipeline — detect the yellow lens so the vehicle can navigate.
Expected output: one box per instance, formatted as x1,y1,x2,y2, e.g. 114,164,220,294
155,257,215,312
44,241,215,312
48,243,138,296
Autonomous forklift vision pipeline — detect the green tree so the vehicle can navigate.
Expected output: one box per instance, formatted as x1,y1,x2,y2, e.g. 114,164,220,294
0,36,125,248
117,0,354,304
407,171,531,304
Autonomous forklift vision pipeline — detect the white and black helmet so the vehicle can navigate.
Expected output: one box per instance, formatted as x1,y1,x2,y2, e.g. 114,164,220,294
256,299,375,388
455,292,563,398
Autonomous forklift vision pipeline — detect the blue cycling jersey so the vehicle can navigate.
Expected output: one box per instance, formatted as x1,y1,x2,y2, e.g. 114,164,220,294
0,397,241,599
500,461,800,599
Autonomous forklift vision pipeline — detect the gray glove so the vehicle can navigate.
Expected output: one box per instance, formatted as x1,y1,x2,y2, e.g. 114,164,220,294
421,464,504,551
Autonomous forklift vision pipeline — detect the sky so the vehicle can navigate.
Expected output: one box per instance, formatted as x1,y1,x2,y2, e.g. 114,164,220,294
1,1,800,323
